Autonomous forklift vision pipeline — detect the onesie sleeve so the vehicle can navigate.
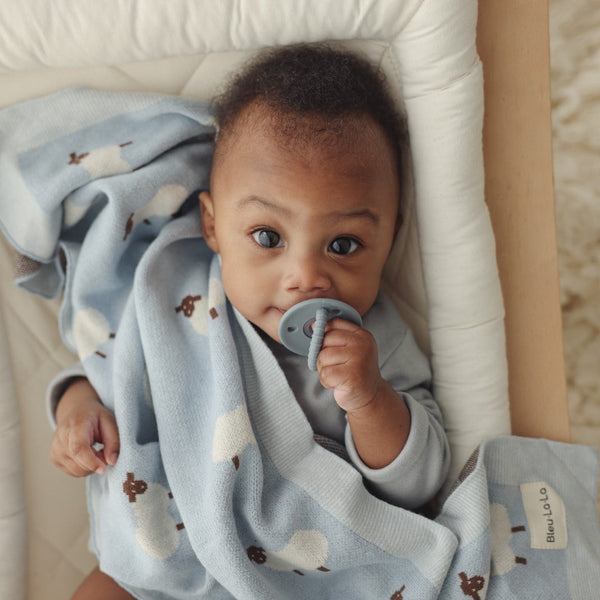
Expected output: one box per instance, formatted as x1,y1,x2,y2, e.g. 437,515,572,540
45,362,87,429
344,295,450,509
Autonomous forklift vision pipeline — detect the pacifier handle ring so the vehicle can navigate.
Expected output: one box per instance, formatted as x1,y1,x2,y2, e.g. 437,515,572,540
307,307,329,371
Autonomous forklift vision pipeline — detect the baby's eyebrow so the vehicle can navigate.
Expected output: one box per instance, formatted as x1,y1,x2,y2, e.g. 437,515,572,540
330,208,379,225
238,195,379,225
238,195,291,215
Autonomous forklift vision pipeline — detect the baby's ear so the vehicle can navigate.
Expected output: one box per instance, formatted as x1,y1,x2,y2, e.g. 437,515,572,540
199,191,219,252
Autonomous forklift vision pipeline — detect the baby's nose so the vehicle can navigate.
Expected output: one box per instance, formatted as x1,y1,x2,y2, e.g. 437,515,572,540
283,254,331,294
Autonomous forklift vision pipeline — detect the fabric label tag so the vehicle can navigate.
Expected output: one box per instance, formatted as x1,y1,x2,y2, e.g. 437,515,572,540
520,482,567,550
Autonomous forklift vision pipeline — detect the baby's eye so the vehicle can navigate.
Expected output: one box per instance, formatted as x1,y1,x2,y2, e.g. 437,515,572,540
252,229,284,248
329,237,360,255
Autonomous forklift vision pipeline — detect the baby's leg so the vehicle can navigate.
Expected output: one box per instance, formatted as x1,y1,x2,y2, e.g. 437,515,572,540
71,567,135,600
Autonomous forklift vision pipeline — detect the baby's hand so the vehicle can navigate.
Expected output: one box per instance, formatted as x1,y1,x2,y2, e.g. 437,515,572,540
316,318,385,413
50,378,120,477
317,318,411,469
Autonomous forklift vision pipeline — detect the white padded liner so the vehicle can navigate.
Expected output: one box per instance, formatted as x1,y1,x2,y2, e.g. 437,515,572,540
0,1,511,598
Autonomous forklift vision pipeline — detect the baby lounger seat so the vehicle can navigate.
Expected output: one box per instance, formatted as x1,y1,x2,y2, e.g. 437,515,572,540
0,0,577,598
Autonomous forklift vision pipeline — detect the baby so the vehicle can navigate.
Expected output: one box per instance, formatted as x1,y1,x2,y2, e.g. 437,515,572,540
49,44,450,598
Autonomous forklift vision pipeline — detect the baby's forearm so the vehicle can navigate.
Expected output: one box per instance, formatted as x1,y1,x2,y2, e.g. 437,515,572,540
346,381,410,470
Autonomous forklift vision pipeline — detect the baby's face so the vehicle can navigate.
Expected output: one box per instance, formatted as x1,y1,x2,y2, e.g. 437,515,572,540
200,110,399,343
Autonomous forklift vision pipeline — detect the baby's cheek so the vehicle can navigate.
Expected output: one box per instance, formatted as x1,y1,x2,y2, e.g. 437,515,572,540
219,264,244,302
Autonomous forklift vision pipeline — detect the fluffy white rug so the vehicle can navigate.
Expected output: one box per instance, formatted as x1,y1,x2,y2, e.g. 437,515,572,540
550,0,600,461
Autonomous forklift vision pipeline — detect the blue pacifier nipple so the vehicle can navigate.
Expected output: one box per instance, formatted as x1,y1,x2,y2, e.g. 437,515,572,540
278,298,362,371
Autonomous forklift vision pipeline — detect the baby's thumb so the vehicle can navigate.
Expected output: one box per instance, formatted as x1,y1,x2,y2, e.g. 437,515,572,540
99,411,120,467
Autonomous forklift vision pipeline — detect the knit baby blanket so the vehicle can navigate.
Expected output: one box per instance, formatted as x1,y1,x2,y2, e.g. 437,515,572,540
1,89,599,600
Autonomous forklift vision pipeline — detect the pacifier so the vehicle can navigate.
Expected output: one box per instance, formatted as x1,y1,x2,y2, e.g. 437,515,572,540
278,298,362,371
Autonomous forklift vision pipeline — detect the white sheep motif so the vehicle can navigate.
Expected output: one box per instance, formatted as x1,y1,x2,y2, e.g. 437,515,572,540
72,307,114,360
212,403,257,470
68,141,133,179
175,278,226,336
123,184,189,240
247,530,330,576
175,294,209,335
490,503,528,575
208,277,226,312
122,472,184,560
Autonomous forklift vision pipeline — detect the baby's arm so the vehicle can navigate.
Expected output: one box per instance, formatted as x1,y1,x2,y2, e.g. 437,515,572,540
317,307,450,508
50,378,120,477
316,319,410,469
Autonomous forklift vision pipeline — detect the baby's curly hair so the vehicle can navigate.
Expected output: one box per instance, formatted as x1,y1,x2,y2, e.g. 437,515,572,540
213,43,408,188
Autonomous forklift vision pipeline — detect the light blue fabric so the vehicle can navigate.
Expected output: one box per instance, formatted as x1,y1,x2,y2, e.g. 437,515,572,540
1,89,600,599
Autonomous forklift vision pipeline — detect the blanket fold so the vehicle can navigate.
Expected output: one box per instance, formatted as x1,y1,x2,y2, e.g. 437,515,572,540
1,89,599,599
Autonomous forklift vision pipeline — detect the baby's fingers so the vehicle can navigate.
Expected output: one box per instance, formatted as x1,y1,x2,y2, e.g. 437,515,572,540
98,410,120,467
59,454,100,478
66,421,108,475
50,429,101,477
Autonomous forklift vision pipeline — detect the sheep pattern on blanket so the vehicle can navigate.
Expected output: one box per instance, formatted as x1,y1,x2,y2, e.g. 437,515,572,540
1,89,599,600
